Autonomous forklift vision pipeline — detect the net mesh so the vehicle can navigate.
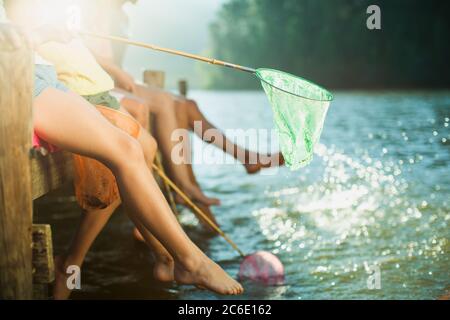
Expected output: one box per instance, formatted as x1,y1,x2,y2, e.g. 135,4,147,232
256,69,333,170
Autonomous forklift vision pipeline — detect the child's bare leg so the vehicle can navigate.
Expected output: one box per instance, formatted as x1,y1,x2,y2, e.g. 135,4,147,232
108,118,175,282
118,101,218,236
116,88,219,207
117,105,172,246
185,160,219,230
120,96,150,131
132,219,175,282
56,120,172,296
169,127,219,233
179,99,284,174
34,88,243,295
54,199,120,300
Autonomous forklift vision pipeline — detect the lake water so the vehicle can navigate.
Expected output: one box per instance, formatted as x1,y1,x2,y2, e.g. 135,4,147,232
35,90,450,300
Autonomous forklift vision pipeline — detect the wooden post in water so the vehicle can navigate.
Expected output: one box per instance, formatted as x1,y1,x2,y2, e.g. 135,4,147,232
0,27,34,299
178,80,188,97
143,70,165,89
143,70,178,215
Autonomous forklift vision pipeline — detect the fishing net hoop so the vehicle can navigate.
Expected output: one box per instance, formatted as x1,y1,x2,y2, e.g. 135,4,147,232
255,68,334,102
256,68,334,170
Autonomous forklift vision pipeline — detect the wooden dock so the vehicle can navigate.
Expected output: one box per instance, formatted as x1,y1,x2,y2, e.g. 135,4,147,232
0,29,188,300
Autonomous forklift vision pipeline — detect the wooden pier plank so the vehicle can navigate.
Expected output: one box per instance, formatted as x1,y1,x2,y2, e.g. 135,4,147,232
31,152,74,200
32,224,55,284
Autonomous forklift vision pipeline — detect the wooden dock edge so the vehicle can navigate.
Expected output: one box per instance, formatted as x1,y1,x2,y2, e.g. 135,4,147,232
0,31,187,299
0,27,34,300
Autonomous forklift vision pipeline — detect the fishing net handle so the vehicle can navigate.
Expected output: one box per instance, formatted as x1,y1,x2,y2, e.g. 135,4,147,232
80,31,256,74
80,30,248,257
151,163,245,257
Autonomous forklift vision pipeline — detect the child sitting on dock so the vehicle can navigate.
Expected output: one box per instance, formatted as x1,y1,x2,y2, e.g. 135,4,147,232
87,0,283,173
82,0,284,238
3,0,243,299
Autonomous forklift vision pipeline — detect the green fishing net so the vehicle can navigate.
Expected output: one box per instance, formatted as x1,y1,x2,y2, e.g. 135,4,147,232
256,69,333,170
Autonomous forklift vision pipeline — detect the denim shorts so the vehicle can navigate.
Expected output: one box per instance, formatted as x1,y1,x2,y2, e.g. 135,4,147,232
33,64,68,98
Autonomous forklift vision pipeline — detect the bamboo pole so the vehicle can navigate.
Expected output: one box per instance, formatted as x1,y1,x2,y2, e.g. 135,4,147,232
154,153,178,215
151,164,245,258
81,32,256,74
0,27,34,299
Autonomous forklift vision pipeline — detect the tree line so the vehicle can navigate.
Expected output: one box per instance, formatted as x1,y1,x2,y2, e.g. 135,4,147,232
202,0,450,89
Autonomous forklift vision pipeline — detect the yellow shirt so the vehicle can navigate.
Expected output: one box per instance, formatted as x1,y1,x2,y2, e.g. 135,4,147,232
38,39,114,96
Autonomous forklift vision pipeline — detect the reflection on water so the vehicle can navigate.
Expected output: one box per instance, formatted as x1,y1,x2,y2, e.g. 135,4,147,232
35,91,449,299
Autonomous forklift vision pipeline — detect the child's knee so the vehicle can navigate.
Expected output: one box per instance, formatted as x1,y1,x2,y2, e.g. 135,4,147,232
143,133,158,162
123,138,144,162
158,95,177,116
184,99,203,127
186,99,202,118
110,134,144,170
122,98,150,128
149,134,158,155
134,105,150,128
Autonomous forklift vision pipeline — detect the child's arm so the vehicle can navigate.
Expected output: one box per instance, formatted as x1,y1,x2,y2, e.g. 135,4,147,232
91,52,137,93
79,1,136,93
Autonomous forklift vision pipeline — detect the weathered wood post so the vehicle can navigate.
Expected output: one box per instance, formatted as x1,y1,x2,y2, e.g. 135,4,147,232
0,26,34,299
178,79,188,97
143,70,178,215
143,70,165,89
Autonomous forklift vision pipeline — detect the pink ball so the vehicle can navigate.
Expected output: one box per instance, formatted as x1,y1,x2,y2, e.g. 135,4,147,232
239,251,285,285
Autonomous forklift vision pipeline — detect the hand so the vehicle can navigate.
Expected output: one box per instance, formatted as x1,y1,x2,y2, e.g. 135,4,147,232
114,69,137,93
0,23,24,49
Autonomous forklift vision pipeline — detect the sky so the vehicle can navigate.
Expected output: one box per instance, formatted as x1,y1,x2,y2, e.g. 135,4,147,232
123,0,227,89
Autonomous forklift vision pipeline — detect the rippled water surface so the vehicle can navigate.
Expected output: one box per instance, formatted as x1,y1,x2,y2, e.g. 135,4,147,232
35,91,449,299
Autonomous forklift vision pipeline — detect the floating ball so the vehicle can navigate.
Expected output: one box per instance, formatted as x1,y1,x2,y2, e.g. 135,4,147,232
239,251,285,285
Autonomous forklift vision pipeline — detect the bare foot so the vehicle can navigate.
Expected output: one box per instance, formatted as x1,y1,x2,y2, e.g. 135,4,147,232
174,251,244,295
153,255,175,282
184,185,221,207
53,256,73,300
244,152,285,174
244,163,263,174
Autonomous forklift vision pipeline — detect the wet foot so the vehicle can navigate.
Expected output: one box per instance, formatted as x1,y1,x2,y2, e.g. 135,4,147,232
244,152,285,174
53,256,73,300
174,188,220,208
174,251,244,295
184,185,221,207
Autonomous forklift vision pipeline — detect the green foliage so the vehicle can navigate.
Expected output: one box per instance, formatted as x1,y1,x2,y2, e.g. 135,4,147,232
203,0,450,89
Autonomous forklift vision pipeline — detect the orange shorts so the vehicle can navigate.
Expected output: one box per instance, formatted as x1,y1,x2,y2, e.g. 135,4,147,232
72,105,140,210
